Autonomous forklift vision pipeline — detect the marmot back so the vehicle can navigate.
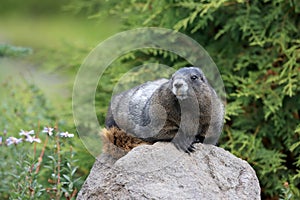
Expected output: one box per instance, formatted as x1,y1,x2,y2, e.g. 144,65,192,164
105,67,224,153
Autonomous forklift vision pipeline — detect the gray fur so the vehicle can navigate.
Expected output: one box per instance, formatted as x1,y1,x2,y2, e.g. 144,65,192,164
105,67,224,152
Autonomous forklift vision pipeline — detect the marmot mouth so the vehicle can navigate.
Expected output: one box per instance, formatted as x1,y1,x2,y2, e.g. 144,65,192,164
175,94,188,100
172,89,188,100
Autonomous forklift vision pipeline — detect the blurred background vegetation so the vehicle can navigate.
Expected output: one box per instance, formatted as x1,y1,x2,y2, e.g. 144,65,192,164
0,0,120,199
1,0,300,199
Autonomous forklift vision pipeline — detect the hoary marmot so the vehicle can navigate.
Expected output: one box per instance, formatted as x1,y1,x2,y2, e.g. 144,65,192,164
103,67,224,157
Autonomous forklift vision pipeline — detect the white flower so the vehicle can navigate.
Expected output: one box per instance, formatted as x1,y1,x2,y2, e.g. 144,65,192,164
59,132,74,138
25,135,41,143
0,136,2,145
42,127,54,136
6,137,23,146
19,129,34,137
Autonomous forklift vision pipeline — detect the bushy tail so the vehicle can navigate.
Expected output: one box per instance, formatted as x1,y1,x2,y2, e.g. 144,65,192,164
101,127,151,160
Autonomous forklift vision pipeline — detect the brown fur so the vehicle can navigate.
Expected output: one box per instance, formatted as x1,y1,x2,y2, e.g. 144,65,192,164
105,67,224,153
101,127,151,159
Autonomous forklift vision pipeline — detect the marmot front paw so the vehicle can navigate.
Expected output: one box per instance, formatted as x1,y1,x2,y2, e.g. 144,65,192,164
172,134,196,153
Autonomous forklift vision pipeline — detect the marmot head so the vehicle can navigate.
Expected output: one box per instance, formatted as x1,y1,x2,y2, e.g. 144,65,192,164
170,67,208,100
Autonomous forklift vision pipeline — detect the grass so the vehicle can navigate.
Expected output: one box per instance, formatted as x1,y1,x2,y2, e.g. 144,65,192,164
0,13,120,51
0,12,120,103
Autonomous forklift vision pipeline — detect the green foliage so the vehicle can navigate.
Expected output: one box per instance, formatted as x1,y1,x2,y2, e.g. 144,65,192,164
0,0,70,16
0,81,54,132
0,1,118,199
2,131,81,200
71,0,300,198
0,81,93,199
0,44,32,58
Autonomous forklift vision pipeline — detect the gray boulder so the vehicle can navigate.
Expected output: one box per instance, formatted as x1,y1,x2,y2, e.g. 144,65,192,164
77,143,260,200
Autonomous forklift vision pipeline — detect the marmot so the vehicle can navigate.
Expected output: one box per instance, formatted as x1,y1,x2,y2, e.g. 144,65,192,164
103,67,224,155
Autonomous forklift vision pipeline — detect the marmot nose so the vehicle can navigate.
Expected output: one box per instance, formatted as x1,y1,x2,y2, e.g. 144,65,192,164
174,82,183,88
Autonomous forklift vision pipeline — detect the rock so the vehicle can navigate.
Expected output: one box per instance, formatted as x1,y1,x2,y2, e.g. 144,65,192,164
77,143,261,200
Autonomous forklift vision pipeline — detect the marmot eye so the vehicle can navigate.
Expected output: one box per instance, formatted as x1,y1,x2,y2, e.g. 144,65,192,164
190,75,198,80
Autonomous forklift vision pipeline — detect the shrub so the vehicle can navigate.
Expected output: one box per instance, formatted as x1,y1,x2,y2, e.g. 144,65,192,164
0,44,32,57
70,0,300,198
0,79,93,199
